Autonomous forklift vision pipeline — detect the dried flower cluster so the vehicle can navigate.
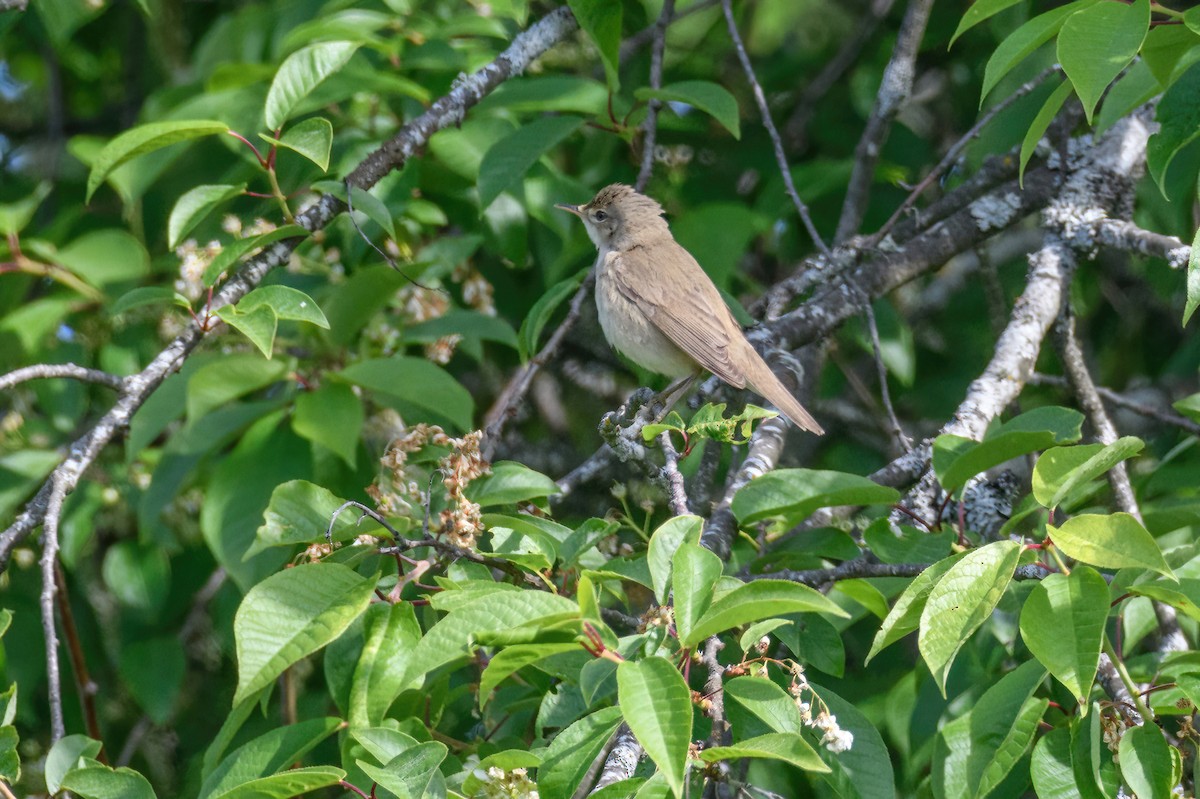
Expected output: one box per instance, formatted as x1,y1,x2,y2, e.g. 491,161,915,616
399,285,450,323
373,423,491,549
455,264,497,316
425,333,463,365
789,662,854,754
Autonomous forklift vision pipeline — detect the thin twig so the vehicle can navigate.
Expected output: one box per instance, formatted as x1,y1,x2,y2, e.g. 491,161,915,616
1029,373,1200,437
40,482,68,743
635,0,675,193
862,298,911,452
752,558,928,586
0,362,125,392
868,65,1059,247
835,0,935,244
483,272,596,458
55,562,104,759
720,0,829,255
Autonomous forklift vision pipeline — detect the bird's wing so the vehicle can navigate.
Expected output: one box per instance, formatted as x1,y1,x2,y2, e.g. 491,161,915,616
606,244,747,388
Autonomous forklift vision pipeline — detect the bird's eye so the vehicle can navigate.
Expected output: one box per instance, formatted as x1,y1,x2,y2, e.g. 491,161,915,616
593,210,608,221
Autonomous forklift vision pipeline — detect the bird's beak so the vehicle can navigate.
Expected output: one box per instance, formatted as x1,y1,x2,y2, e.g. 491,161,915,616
555,203,584,217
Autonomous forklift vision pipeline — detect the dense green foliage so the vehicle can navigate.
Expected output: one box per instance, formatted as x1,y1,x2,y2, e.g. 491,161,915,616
3,0,1200,797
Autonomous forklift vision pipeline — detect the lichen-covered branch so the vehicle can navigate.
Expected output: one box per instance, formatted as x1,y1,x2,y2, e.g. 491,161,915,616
835,0,935,244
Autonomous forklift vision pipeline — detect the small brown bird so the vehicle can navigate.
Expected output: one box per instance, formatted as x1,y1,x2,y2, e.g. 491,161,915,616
556,184,823,435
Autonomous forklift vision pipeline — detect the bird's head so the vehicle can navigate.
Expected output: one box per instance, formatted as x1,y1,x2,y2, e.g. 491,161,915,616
555,184,669,251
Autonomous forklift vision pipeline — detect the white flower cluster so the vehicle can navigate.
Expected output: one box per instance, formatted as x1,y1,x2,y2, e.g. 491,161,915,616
478,766,539,799
789,663,854,754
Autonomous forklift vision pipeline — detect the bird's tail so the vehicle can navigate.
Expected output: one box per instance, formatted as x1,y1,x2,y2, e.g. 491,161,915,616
745,357,824,435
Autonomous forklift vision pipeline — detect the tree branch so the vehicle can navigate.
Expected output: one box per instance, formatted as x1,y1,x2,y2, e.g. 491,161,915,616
835,0,934,244
0,362,125,391
635,0,675,193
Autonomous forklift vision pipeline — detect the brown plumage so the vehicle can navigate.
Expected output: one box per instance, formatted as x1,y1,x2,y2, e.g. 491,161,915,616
555,184,823,435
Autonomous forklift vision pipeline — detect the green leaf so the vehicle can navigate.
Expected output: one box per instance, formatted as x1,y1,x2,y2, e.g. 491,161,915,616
1147,60,1200,197
344,184,396,239
1174,392,1200,424
863,518,955,565
1048,513,1175,579
216,304,277,357
265,41,361,130
60,764,157,799
933,407,1084,494
203,767,345,799
1057,0,1149,122
185,354,289,422
1188,5,1200,35
54,229,151,288
405,309,520,351
568,0,621,89
1119,723,1178,799
199,718,341,799
477,115,583,209
981,0,1098,102
810,684,897,798
950,0,1023,47
357,742,446,799
168,183,246,248
466,461,560,506
292,382,362,468
680,403,777,446
237,285,329,328
479,642,579,705
867,555,963,663
1030,728,1082,799
636,80,741,139
46,735,103,794
1019,567,1108,705
617,657,692,798
919,540,1023,696
931,660,1048,799
672,543,723,646
405,590,576,683
203,224,310,286
1127,579,1200,623
537,707,624,799
647,515,704,605
1032,437,1144,509
698,732,827,773
119,637,184,725
86,120,230,201
519,270,586,361
261,117,334,171
0,725,17,784
478,76,609,115
348,603,423,725
101,540,170,610
0,181,51,235
339,356,474,432
682,579,848,649
1184,225,1200,326
731,468,900,526
1020,78,1073,186
233,562,375,704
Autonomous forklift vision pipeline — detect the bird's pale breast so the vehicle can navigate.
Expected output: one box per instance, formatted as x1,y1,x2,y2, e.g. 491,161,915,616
595,251,695,378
